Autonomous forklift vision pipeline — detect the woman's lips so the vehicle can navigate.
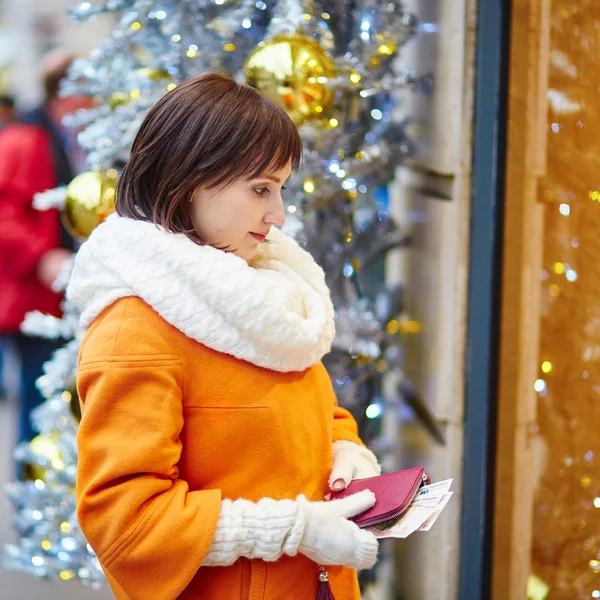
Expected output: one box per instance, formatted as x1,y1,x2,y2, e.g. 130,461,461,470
250,232,267,242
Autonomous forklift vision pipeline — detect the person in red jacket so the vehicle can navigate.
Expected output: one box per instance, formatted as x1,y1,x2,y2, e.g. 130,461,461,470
0,123,72,444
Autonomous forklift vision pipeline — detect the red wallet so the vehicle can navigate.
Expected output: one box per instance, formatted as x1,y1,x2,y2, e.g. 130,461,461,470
328,467,430,528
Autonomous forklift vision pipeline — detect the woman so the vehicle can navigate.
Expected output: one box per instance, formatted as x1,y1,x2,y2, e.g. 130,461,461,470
68,73,381,600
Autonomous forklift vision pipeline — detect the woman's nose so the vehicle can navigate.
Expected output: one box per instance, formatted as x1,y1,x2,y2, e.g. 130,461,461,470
264,193,286,226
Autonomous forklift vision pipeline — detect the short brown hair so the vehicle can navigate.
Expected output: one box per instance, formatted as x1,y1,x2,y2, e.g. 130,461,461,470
117,72,303,243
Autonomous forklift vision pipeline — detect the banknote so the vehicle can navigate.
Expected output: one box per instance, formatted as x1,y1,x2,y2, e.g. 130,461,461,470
367,479,453,539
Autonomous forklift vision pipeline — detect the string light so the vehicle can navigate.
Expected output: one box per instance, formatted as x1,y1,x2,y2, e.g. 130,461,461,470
60,522,72,534
366,403,382,419
303,179,315,193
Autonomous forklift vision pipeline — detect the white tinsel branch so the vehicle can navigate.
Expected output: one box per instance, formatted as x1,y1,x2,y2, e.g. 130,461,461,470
51,256,75,293
33,187,68,211
20,312,76,340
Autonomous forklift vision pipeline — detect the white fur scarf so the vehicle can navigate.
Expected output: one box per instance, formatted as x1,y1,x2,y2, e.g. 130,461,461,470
66,213,335,372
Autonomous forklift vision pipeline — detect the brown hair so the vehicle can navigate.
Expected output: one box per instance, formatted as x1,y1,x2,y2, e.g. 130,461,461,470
42,51,76,100
117,72,303,243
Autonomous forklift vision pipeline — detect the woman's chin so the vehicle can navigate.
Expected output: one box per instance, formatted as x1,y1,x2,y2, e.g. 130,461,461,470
233,245,258,263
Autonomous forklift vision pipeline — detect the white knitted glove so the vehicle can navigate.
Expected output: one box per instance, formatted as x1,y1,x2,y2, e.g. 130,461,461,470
297,490,379,570
203,490,378,571
329,440,381,492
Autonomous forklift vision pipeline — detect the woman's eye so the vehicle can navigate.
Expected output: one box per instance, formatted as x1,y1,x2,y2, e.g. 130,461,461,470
254,187,269,196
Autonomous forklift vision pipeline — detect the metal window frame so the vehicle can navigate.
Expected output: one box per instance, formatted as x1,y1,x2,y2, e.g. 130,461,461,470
458,0,511,598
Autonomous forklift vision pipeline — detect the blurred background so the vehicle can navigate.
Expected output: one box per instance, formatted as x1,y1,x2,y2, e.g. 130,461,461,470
2,0,473,598
0,2,113,598
0,0,114,104
2,0,597,600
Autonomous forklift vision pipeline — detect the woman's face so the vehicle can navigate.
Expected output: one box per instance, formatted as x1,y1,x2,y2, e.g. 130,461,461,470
190,162,291,261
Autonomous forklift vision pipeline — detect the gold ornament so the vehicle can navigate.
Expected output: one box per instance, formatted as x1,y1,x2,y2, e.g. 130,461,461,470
62,170,117,240
24,434,63,482
244,34,336,125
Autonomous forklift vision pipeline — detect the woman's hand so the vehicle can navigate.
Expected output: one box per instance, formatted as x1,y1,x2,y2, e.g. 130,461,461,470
328,440,381,492
297,490,378,570
37,248,73,289
203,490,379,571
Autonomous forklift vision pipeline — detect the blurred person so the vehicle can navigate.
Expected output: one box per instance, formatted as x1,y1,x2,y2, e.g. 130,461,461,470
0,50,90,448
0,122,70,444
20,49,92,184
0,94,16,128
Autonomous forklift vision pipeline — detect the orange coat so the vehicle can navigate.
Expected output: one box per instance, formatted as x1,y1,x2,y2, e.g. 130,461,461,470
76,296,365,599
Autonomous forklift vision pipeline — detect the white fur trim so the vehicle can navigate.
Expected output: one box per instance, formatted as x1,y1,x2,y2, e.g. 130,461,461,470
67,213,335,372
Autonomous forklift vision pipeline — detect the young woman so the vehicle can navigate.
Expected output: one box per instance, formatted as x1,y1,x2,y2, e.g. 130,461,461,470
67,73,381,600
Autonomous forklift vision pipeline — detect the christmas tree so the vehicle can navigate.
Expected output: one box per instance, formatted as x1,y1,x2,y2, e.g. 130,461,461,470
4,0,432,591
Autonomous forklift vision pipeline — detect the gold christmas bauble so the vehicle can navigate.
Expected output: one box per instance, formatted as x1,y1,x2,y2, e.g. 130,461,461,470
244,34,336,125
25,434,62,482
62,170,117,240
